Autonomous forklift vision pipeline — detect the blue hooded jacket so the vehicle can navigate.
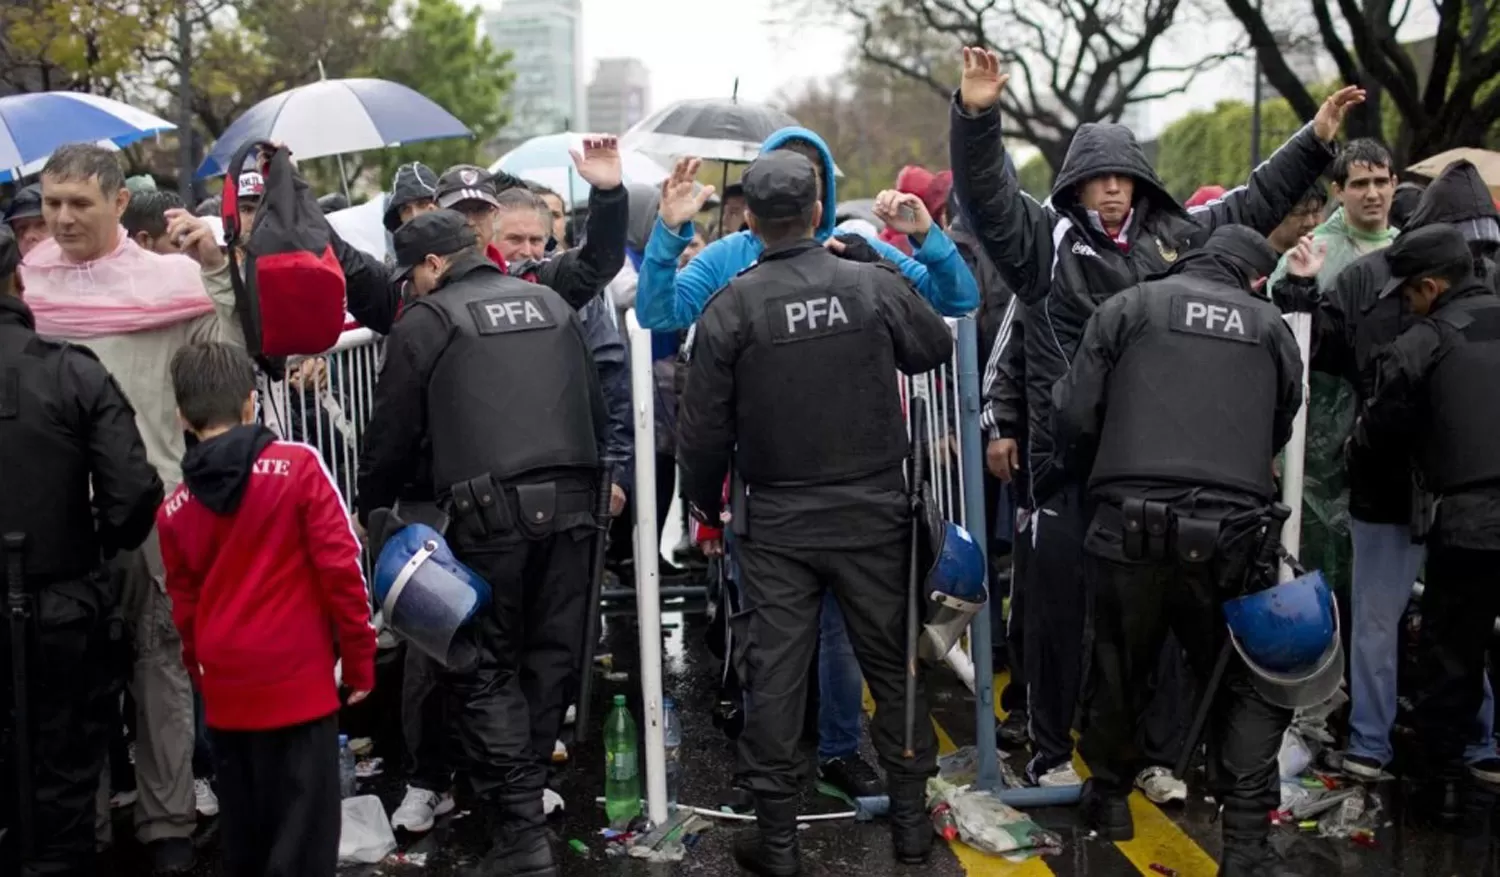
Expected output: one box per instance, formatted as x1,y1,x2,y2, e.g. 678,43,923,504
635,127,979,331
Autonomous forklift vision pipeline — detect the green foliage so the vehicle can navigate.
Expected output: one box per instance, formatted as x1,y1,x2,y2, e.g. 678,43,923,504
1017,153,1052,200
364,0,511,187
0,0,172,93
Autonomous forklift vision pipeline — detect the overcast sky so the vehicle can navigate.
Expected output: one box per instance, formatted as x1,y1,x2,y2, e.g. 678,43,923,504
482,0,1443,139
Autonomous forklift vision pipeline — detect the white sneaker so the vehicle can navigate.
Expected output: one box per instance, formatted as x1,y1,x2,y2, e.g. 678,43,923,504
1038,762,1083,787
1135,766,1188,805
552,739,569,763
543,788,565,816
194,778,220,817
391,786,455,833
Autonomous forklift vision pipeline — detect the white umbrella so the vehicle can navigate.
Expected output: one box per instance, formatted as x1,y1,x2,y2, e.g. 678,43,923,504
0,92,174,182
489,132,671,208
326,194,391,263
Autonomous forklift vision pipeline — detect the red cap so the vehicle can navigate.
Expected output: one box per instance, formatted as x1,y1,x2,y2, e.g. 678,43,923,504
1185,185,1226,209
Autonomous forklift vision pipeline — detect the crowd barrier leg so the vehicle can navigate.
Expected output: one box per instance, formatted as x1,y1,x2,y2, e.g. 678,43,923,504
1279,313,1312,579
956,318,1001,792
627,310,670,826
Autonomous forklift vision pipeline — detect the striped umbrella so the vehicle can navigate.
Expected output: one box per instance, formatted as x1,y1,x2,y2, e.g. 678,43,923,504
0,92,174,182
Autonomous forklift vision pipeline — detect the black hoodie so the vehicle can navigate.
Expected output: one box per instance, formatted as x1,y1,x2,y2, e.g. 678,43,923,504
950,97,1334,504
182,425,278,516
1286,160,1500,524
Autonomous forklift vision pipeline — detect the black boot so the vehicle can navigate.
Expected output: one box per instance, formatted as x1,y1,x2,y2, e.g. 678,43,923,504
1079,779,1134,841
733,794,801,876
463,792,557,877
888,777,934,864
1219,802,1302,877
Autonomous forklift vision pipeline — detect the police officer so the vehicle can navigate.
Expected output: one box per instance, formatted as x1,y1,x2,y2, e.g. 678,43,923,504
356,210,605,877
0,224,164,872
1354,224,1500,820
677,151,953,875
1051,226,1305,876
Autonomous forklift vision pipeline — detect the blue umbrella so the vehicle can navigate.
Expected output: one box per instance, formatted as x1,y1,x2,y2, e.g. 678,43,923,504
0,92,175,182
198,78,471,178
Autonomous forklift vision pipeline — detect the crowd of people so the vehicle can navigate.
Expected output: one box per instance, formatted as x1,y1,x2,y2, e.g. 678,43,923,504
0,43,1497,877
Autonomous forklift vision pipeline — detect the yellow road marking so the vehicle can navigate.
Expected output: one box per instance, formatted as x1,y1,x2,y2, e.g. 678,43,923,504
863,685,1054,875
990,671,1219,876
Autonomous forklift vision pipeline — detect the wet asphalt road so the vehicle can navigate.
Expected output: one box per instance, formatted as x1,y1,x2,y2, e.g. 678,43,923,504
103,593,1500,877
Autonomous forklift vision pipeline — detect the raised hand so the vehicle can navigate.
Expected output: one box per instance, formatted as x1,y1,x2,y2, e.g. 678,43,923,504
1313,85,1367,142
570,135,623,190
1287,234,1327,279
164,209,226,271
873,190,933,238
960,47,1010,114
658,157,716,228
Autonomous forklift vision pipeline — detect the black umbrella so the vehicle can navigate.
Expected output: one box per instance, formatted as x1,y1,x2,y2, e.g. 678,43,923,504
621,93,798,164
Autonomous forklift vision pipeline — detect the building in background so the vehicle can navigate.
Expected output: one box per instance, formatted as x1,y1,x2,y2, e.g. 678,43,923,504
484,0,585,145
587,57,652,136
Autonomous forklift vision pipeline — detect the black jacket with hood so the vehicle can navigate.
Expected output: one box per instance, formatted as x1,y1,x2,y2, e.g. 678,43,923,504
1274,160,1500,524
950,97,1334,504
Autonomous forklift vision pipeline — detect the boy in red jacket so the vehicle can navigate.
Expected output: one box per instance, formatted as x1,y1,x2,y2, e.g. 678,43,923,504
157,342,376,877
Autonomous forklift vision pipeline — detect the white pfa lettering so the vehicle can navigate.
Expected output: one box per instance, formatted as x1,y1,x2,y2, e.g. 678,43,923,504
484,301,547,325
1184,301,1246,335
784,296,849,333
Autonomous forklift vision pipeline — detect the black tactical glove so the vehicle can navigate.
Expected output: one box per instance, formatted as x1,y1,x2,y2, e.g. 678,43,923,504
1270,274,1323,314
830,232,883,264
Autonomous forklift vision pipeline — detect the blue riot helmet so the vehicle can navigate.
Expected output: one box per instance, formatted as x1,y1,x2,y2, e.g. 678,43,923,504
1223,570,1343,709
917,494,988,661
373,522,492,667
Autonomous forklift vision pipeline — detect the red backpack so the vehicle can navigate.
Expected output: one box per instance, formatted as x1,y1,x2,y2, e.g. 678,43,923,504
222,140,346,377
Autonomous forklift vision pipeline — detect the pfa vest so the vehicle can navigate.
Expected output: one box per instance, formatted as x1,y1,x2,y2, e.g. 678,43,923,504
727,249,909,487
417,270,600,489
1422,299,1500,493
1089,283,1281,498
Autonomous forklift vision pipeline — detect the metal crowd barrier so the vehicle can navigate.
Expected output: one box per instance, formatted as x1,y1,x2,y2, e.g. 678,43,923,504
263,311,1007,812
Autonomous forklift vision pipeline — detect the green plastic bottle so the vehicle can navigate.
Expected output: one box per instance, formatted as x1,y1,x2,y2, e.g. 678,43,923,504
603,694,641,827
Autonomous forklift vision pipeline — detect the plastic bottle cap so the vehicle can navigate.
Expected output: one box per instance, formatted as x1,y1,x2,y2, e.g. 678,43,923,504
338,734,349,745
613,694,626,706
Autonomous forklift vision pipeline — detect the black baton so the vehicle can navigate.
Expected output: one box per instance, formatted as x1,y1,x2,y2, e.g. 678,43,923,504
573,464,615,744
5,532,33,860
904,399,930,759
1173,503,1292,779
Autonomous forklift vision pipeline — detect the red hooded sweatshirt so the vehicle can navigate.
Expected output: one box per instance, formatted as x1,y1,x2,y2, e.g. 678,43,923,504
158,425,376,731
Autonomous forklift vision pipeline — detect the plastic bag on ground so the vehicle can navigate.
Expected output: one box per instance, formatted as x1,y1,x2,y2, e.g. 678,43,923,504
339,794,397,864
928,776,1062,861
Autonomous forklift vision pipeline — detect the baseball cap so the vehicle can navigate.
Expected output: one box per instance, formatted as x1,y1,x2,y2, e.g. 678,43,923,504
391,209,478,281
1379,224,1472,298
237,171,266,200
4,184,42,224
435,165,500,211
742,151,819,221
0,224,18,283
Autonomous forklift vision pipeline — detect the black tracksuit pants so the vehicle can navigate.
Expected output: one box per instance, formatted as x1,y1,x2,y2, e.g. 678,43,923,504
1414,544,1500,783
211,715,340,877
445,521,593,806
0,575,125,877
734,534,937,799
1022,483,1090,773
1077,496,1291,847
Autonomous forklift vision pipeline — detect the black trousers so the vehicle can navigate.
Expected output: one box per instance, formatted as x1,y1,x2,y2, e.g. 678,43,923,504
445,524,593,804
1077,499,1290,830
1000,505,1030,715
1022,483,1090,771
0,574,124,877
402,645,452,792
734,535,937,799
1413,544,1500,782
211,715,340,877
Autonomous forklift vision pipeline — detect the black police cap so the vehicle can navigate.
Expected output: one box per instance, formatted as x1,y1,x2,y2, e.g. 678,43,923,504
1379,224,1472,298
1201,225,1278,280
4,183,41,224
391,209,477,280
742,151,818,221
